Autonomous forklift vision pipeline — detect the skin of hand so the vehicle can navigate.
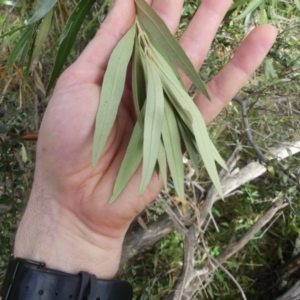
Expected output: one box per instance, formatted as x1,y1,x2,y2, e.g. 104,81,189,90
14,0,277,279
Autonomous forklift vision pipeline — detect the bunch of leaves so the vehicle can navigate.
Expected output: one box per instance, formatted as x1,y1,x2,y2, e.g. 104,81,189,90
92,0,227,204
2,0,227,207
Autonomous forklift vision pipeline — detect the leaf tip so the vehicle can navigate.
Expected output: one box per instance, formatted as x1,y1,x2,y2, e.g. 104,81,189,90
138,185,146,198
107,196,116,206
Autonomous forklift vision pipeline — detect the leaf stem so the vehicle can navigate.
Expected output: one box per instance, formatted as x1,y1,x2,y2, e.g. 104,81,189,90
136,18,152,58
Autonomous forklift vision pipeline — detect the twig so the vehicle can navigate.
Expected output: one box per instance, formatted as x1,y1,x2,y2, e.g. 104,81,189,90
216,197,287,264
163,201,188,235
232,95,265,161
233,96,300,196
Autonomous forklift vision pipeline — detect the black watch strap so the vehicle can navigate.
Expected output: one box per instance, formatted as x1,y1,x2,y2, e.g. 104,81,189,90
0,257,133,300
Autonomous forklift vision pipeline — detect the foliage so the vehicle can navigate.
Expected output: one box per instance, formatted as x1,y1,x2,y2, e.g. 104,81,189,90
0,0,300,299
0,93,35,278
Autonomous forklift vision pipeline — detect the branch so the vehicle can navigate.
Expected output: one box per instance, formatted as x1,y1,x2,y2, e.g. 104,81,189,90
276,280,300,300
167,226,197,300
121,204,195,264
233,95,265,161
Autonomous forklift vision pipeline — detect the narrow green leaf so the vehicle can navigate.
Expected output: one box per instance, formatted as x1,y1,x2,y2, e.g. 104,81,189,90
7,25,34,72
264,58,277,80
46,0,97,93
210,141,228,170
22,28,36,86
176,99,226,174
92,25,136,168
235,0,263,20
162,100,185,202
0,0,22,7
227,0,249,12
224,0,249,20
132,38,146,126
31,8,53,62
296,0,300,11
28,0,57,24
177,119,200,177
135,0,210,100
150,44,193,122
157,142,168,190
139,57,165,196
109,122,143,205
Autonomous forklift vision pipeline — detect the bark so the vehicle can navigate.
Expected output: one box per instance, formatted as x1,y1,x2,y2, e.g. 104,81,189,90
276,280,300,300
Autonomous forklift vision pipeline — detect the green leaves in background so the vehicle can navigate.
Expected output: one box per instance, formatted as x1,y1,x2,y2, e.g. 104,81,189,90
47,0,98,93
7,25,35,72
93,0,225,205
27,0,57,24
235,0,263,20
6,0,56,85
31,8,53,62
92,25,136,168
230,0,300,22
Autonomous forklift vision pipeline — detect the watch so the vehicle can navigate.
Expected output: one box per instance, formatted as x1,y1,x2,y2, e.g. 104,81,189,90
0,257,133,300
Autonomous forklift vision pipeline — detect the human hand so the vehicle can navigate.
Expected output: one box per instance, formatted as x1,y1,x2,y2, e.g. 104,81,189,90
14,0,277,279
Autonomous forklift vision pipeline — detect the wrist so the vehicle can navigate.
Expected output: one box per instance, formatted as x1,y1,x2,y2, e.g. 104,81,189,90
14,187,123,279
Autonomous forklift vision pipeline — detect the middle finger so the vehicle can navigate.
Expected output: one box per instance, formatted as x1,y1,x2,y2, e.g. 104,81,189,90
150,0,184,34
179,0,233,88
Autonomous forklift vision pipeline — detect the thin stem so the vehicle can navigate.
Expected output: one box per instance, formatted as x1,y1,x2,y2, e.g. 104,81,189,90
136,19,152,57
